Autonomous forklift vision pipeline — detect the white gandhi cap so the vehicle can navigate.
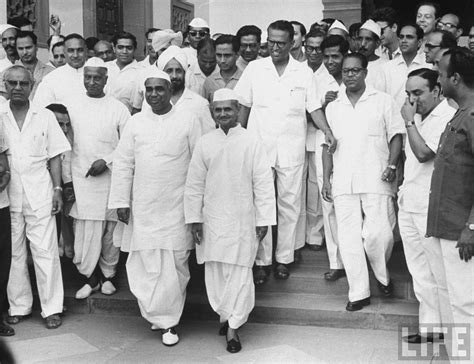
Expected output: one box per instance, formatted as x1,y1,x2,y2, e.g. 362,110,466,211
189,17,209,29
144,68,171,84
360,19,381,38
328,20,348,34
213,88,240,102
84,57,107,69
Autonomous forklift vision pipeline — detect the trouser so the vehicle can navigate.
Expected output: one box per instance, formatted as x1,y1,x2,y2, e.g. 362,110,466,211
8,198,63,318
435,238,474,362
73,219,119,279
315,133,343,269
398,209,449,332
0,207,11,314
256,163,304,265
334,193,395,301
57,211,74,259
127,249,190,329
205,261,254,329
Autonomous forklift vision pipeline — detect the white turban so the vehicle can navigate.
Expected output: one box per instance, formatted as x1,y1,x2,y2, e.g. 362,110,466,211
156,45,188,71
213,88,240,103
152,29,183,52
143,68,171,85
84,57,107,70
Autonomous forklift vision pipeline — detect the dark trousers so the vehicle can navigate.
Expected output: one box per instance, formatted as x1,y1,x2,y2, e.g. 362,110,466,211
0,206,11,314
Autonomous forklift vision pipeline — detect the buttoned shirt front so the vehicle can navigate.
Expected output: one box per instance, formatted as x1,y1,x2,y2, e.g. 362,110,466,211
105,59,141,112
399,99,455,213
234,56,320,168
202,66,243,102
0,119,9,208
325,86,405,198
366,57,388,92
15,59,54,100
0,103,71,212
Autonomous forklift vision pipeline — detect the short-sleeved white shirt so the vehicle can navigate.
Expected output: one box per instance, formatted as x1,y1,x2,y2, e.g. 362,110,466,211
0,103,71,212
399,99,456,213
105,60,141,113
234,56,320,168
0,119,9,208
325,86,405,198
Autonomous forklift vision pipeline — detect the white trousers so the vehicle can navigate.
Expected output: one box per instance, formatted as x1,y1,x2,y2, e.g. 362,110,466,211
256,164,304,265
295,152,324,250
315,137,343,269
334,194,395,301
205,261,254,329
399,209,450,332
8,198,63,318
127,249,191,329
436,238,474,361
73,220,119,278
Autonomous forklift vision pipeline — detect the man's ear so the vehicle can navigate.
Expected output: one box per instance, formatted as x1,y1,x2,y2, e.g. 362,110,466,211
392,23,398,33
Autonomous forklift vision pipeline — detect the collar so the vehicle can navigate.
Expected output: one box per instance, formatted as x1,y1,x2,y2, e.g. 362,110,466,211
262,55,301,73
65,63,84,73
218,123,242,136
211,66,242,81
394,51,425,66
111,59,139,71
339,85,378,105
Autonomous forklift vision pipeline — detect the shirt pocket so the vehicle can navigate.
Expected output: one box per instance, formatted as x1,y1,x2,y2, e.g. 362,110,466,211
29,132,47,157
289,86,306,112
367,116,385,137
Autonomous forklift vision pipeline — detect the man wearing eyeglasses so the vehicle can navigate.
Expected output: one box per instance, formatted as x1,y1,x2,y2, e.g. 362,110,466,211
437,13,463,41
235,25,262,70
235,20,336,283
183,18,210,67
423,29,457,65
51,42,66,68
372,7,401,61
322,53,404,311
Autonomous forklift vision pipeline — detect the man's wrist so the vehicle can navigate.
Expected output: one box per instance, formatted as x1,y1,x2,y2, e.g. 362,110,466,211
405,120,415,128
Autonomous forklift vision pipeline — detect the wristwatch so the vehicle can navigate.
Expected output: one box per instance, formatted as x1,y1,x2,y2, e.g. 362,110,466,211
405,120,415,128
387,164,397,170
467,223,474,231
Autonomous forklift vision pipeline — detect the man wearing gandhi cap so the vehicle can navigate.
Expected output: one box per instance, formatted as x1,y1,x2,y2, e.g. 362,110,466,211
328,19,349,39
185,88,275,353
66,57,130,300
0,24,19,72
109,69,203,347
184,17,210,66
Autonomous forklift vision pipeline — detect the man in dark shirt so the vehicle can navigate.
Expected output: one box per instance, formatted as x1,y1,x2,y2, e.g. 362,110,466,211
427,46,474,360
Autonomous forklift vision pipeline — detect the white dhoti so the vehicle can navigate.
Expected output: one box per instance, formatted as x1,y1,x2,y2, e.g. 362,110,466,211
205,261,254,329
127,249,191,329
73,220,119,278
398,209,449,332
8,199,64,318
334,193,395,301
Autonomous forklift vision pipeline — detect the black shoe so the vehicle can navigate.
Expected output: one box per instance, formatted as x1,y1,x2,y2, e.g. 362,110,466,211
219,322,228,336
346,297,371,311
293,248,303,264
253,266,269,285
0,322,15,336
274,263,290,280
324,269,346,281
226,334,242,353
403,333,444,344
377,280,393,297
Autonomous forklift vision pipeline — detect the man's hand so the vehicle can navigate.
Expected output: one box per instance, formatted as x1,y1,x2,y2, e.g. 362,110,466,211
322,180,333,202
51,190,63,215
0,169,10,192
324,91,338,108
381,167,396,183
324,129,337,154
401,98,417,123
456,228,474,262
85,159,108,177
192,223,203,245
49,14,62,35
117,208,130,225
256,226,268,242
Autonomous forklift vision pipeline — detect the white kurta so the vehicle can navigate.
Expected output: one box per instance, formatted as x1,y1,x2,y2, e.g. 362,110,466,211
184,125,276,267
105,60,142,112
108,107,202,251
68,94,130,221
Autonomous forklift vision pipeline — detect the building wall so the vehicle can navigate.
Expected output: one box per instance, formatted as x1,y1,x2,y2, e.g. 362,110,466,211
50,0,84,35
152,0,210,29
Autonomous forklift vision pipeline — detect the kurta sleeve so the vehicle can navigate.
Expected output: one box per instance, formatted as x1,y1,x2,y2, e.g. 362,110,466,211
184,140,207,223
103,104,130,165
61,151,72,183
306,71,321,113
198,101,216,134
45,110,71,158
234,64,253,108
252,142,276,226
108,121,135,209
385,94,405,142
187,114,203,154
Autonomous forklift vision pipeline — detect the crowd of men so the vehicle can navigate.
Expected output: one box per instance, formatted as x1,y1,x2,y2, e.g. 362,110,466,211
0,1,472,358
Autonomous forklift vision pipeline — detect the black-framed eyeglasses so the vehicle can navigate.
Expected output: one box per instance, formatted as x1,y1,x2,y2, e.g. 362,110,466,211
267,39,288,48
437,21,458,30
5,80,30,87
342,67,365,75
240,43,259,50
424,43,441,51
189,30,208,37
380,25,390,33
304,45,322,54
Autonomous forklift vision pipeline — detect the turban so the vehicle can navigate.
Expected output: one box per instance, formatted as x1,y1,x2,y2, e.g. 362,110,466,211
156,45,188,71
152,29,183,52
213,88,239,103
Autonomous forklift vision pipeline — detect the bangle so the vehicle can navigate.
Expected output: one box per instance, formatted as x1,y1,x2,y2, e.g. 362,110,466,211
405,120,415,128
53,186,63,192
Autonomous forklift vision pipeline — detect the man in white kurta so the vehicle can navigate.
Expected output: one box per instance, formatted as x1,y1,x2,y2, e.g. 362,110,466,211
323,54,405,311
109,70,202,346
1,65,70,328
184,88,276,353
68,58,130,299
34,34,87,109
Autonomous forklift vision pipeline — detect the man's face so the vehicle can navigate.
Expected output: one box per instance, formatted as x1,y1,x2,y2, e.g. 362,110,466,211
16,36,37,64
291,24,304,50
188,27,209,49
84,67,107,97
469,26,474,52
437,54,454,98
94,42,114,62
146,31,157,56
163,59,185,93
114,38,135,65
342,56,367,92
416,5,437,35
432,48,446,71
211,100,239,129
198,48,217,76
52,45,66,67
405,75,439,116
305,36,324,68
259,42,269,57
54,112,71,135
2,28,17,57
323,46,344,77
399,26,421,55
65,38,86,69
239,34,259,62
145,78,172,110
267,28,293,63
358,29,379,58
377,21,397,47
437,14,461,39
216,43,238,72
87,48,96,59
424,32,442,64
4,68,32,103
